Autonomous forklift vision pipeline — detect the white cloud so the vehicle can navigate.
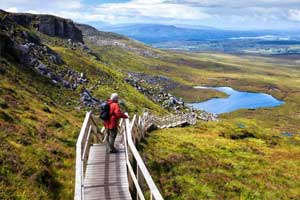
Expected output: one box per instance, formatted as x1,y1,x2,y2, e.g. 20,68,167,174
288,9,300,21
0,0,83,11
93,1,211,21
165,0,300,8
6,7,18,12
0,0,299,30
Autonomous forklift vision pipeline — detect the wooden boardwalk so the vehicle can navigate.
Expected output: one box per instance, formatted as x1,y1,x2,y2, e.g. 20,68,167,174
84,135,131,200
75,111,197,200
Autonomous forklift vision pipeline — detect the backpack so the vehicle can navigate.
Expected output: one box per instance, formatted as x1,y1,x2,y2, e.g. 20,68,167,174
100,102,110,121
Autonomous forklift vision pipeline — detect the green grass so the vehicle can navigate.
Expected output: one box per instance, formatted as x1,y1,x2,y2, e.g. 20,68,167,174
171,86,227,103
141,121,300,200
0,60,83,199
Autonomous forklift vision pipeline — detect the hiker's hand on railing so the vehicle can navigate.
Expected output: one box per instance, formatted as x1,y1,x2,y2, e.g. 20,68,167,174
125,112,129,118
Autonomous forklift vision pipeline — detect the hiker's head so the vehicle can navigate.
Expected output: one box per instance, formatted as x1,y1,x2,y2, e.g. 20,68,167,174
110,93,119,102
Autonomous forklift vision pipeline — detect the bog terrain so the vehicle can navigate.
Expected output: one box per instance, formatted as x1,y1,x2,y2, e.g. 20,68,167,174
0,10,300,200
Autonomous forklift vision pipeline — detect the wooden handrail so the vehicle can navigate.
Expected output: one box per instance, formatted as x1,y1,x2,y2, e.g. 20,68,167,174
122,115,164,200
74,111,102,200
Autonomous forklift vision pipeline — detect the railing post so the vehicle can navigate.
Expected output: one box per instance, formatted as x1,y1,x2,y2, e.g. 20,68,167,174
126,113,163,200
131,115,137,145
136,164,139,200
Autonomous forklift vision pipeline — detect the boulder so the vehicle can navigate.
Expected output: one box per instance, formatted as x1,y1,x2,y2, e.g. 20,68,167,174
18,44,30,54
67,39,73,45
37,62,47,70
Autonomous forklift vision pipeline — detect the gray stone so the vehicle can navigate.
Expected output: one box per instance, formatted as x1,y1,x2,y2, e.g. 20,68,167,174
37,62,47,70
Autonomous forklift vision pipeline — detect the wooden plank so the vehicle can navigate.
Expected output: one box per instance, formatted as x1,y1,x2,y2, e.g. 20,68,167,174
85,185,132,200
83,142,132,200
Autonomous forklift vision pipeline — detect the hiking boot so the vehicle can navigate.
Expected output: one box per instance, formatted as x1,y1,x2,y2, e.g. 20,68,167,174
110,149,118,153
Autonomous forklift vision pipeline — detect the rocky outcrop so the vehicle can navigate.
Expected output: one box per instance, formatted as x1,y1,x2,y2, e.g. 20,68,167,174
125,72,218,121
0,12,89,92
125,72,186,111
127,72,178,90
1,10,83,43
14,41,88,91
0,10,104,111
0,32,19,59
80,89,102,107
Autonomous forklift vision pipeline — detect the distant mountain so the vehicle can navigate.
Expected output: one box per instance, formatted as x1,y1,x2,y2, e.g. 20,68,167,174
97,24,296,44
174,24,217,30
98,23,290,44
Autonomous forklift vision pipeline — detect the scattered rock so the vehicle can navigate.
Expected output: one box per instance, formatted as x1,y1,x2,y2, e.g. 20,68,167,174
17,44,30,54
197,111,218,121
67,38,73,46
80,89,102,107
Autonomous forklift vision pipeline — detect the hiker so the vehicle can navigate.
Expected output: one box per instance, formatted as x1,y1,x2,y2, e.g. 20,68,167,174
102,93,128,153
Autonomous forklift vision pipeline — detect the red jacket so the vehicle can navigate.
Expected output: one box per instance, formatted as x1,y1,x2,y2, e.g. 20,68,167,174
104,99,128,129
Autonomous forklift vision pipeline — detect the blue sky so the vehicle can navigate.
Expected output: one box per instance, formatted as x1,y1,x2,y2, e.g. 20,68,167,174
1,0,300,30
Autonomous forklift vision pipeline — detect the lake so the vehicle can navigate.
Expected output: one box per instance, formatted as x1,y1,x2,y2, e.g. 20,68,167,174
189,86,284,114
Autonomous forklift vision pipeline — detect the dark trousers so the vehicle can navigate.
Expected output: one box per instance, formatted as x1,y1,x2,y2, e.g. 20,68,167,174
106,128,118,152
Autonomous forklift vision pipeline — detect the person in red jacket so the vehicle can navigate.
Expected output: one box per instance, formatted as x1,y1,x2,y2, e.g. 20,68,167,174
104,93,128,153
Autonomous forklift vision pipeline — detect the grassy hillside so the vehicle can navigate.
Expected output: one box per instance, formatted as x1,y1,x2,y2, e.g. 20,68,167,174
141,121,300,199
84,41,226,102
0,60,83,199
0,12,166,199
0,50,165,200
